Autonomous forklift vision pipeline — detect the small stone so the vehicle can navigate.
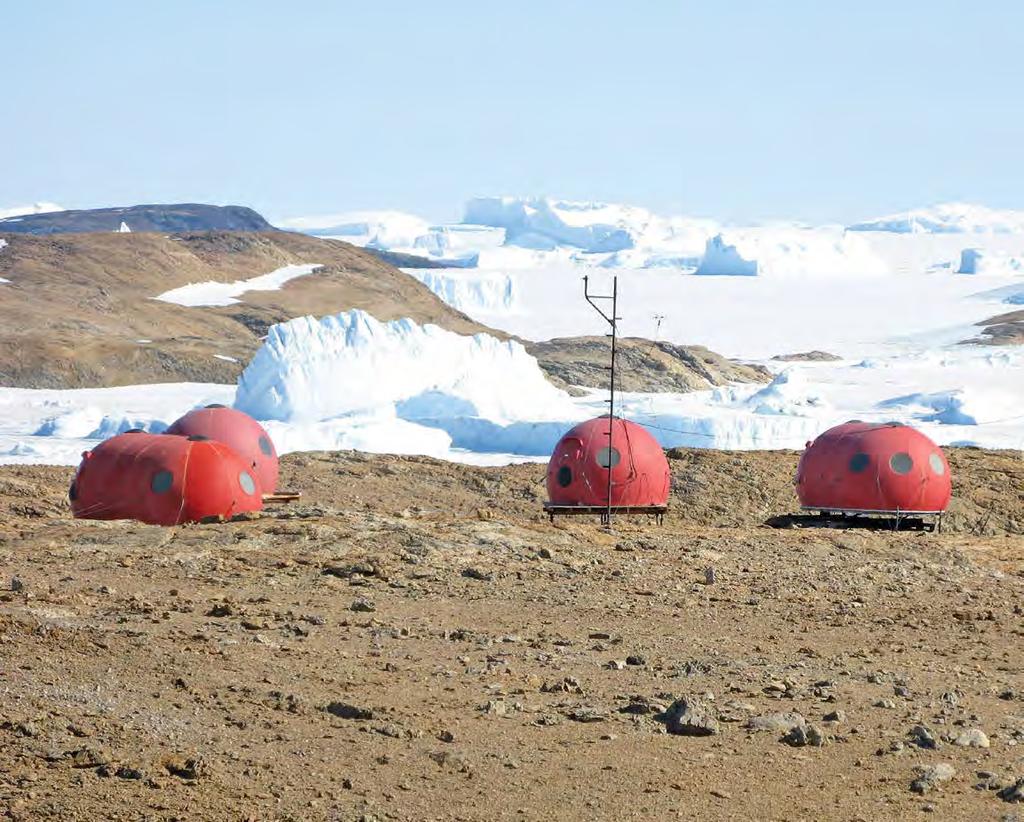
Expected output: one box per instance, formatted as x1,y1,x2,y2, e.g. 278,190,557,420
822,710,846,724
783,724,827,747
325,701,374,720
67,747,111,768
483,699,507,716
909,725,940,750
566,707,606,723
997,778,1024,803
438,730,455,743
873,699,897,709
115,765,145,780
625,655,646,666
606,660,626,670
953,729,990,748
911,763,956,795
206,602,233,617
541,676,584,695
10,577,23,592
350,598,376,613
747,712,806,734
662,697,719,736
703,567,716,585
461,567,493,581
537,548,554,560
163,756,207,781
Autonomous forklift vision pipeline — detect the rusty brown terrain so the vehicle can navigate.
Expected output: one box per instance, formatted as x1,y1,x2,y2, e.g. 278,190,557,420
0,230,492,389
0,446,1022,821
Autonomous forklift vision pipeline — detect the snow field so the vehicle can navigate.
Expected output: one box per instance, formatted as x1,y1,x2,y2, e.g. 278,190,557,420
154,264,322,307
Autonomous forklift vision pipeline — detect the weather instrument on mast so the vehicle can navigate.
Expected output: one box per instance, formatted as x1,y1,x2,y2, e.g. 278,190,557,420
542,275,671,528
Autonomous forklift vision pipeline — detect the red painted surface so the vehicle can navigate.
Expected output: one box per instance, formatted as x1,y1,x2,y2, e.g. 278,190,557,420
166,405,279,492
546,416,670,507
70,432,264,525
796,421,951,513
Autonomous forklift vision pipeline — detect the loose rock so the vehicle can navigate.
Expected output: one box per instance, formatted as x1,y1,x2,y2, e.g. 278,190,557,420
662,697,719,736
911,764,956,795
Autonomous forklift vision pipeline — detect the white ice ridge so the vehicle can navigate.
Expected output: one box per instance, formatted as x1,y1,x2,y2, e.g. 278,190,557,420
0,202,64,221
849,202,1024,234
234,309,578,425
410,270,516,313
154,263,323,307
694,228,889,277
463,196,716,256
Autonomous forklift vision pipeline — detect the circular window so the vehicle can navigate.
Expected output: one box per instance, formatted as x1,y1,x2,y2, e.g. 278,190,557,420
596,447,621,468
848,453,870,473
151,470,173,494
557,465,573,488
68,481,78,502
889,452,914,475
258,436,274,457
239,471,257,495
205,403,226,409
928,453,946,476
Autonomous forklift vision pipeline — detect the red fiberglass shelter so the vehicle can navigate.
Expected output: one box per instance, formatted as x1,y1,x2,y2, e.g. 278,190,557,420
70,431,264,525
796,421,951,514
546,416,670,508
166,405,279,493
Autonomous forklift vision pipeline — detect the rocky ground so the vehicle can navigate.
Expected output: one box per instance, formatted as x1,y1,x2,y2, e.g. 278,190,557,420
970,309,1024,347
528,337,770,393
0,447,1022,821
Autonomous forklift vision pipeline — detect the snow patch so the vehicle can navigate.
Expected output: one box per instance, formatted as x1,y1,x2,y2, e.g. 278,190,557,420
34,407,168,439
742,370,830,416
878,387,1019,426
154,263,322,307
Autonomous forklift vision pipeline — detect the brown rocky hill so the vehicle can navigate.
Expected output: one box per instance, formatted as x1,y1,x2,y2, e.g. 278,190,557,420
0,230,495,388
967,307,1024,346
528,336,770,393
0,203,272,235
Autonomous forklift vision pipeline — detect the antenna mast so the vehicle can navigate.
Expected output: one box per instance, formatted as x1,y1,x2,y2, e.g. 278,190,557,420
583,274,619,527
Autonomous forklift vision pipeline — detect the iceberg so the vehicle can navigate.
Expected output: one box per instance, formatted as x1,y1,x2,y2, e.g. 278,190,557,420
234,310,579,438
694,228,889,277
957,248,1024,276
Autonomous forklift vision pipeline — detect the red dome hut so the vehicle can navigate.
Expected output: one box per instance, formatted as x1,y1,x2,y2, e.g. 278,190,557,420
796,421,951,515
166,405,279,493
70,431,264,526
546,416,670,512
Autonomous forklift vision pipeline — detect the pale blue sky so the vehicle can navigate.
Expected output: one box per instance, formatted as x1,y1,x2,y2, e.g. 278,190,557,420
3,0,1023,224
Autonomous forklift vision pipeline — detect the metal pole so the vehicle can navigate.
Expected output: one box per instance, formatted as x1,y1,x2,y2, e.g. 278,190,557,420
606,277,617,527
582,274,619,528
